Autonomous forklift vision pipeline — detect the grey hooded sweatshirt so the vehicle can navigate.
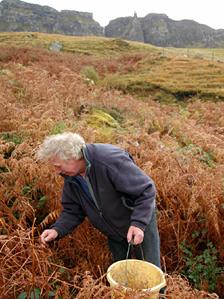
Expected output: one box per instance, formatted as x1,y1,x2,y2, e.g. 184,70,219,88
51,143,156,241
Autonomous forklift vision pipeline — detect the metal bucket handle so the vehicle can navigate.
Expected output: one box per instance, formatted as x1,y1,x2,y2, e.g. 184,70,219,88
126,241,145,260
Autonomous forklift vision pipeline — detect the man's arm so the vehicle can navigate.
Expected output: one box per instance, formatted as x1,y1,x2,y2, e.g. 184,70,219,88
41,181,85,244
110,153,156,232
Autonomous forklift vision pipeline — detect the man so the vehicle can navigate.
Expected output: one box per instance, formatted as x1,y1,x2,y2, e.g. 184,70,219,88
37,132,161,268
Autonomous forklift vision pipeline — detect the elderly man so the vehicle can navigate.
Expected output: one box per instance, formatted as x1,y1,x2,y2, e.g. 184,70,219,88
37,132,161,268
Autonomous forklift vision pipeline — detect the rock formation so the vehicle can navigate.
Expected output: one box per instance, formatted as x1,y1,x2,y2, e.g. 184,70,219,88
1,0,224,47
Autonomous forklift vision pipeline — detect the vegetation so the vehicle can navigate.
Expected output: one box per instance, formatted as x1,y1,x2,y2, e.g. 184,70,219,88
0,32,156,56
180,240,223,292
0,33,223,298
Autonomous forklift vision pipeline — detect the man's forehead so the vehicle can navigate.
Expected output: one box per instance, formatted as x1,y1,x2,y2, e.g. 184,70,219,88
49,157,73,165
49,156,62,165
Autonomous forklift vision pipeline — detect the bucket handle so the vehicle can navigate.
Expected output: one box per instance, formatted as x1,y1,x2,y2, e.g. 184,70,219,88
126,241,145,260
124,241,145,287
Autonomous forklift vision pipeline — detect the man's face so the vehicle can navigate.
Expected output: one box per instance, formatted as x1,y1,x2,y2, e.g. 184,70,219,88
49,156,85,176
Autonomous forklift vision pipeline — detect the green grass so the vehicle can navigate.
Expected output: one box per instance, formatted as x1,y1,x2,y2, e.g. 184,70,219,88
1,32,224,60
164,47,224,62
0,32,157,56
101,53,224,100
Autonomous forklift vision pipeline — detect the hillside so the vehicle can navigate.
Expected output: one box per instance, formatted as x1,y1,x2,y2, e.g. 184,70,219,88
1,0,224,47
0,33,223,298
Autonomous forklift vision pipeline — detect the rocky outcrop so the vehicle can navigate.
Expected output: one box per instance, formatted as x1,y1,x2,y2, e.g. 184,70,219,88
0,0,103,36
105,12,144,42
140,14,217,47
106,13,224,48
0,0,224,47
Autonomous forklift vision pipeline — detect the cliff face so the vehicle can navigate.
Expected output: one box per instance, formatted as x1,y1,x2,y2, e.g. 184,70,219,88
0,0,103,36
140,14,217,47
106,13,224,48
105,13,144,42
0,0,224,47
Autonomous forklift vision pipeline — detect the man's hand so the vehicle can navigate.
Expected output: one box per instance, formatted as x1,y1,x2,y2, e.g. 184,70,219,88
40,229,58,245
127,225,144,245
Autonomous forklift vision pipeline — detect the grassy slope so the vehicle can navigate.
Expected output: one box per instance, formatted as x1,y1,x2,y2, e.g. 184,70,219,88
1,32,224,99
0,32,223,298
0,32,157,55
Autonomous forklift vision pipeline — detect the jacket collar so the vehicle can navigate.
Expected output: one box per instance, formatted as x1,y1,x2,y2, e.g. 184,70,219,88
82,145,91,175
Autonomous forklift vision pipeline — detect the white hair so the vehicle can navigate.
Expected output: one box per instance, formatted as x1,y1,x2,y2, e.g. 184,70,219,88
37,132,86,161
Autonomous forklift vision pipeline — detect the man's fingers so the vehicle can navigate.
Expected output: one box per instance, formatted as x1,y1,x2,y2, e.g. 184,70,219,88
40,232,48,245
133,233,143,245
127,225,144,245
40,229,58,245
127,228,133,243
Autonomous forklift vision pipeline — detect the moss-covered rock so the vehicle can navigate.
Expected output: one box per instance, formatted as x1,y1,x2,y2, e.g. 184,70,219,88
87,109,119,129
85,109,120,142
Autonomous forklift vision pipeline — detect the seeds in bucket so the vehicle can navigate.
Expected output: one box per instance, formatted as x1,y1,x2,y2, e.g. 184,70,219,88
113,263,155,289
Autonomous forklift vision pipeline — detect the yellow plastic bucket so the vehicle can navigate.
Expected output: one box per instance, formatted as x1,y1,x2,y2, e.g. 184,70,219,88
106,259,166,299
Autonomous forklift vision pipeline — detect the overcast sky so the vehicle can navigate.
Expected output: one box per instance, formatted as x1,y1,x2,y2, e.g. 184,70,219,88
17,0,224,29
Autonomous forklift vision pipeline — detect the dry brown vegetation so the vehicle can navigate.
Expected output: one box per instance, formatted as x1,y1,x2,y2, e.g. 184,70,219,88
0,38,224,299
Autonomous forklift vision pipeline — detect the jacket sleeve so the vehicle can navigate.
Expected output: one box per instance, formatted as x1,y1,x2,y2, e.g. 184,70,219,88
110,153,156,231
50,181,85,238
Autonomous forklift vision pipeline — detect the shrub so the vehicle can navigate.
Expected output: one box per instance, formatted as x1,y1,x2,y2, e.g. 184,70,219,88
180,240,223,292
51,122,66,135
0,132,23,145
81,65,99,83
